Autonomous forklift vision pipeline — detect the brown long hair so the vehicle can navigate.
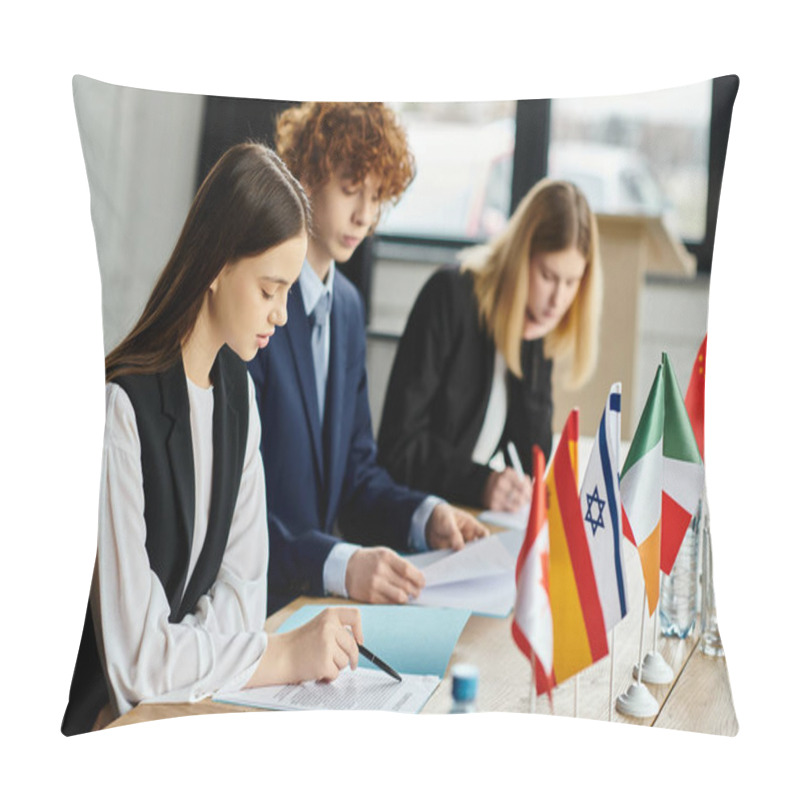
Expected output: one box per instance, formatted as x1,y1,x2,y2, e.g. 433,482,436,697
461,178,602,388
106,142,310,382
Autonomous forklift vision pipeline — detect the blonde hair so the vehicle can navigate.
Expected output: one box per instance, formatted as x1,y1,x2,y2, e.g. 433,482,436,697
460,178,602,388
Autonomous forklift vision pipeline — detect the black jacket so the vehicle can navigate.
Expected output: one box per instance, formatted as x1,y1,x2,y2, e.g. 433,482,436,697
377,266,553,507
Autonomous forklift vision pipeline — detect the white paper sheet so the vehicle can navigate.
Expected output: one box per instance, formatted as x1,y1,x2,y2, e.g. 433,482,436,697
214,668,440,713
416,532,515,586
478,505,531,531
413,573,516,617
404,529,525,616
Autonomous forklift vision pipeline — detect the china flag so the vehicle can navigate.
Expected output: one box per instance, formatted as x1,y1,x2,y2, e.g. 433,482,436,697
684,335,707,461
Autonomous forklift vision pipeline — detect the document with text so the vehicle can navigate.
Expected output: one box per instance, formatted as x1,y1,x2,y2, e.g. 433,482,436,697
214,668,440,713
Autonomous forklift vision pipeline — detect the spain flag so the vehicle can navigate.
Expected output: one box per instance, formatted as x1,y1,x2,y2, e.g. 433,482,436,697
547,409,609,684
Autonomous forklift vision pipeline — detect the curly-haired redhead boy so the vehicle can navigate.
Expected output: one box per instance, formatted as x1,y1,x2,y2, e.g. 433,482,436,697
248,102,488,613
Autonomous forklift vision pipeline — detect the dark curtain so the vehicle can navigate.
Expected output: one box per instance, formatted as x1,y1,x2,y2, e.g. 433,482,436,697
197,95,375,321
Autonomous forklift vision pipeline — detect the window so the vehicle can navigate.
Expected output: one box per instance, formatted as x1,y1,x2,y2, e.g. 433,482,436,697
376,78,735,273
549,81,713,242
378,101,517,242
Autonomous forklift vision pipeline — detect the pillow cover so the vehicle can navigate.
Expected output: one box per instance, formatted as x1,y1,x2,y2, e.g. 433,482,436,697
65,74,738,735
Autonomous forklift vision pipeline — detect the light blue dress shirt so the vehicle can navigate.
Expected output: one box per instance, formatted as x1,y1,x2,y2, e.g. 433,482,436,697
298,260,441,597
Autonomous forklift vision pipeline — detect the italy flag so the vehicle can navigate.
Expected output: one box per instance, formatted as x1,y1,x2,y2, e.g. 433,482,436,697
660,352,704,575
620,364,664,616
620,353,706,615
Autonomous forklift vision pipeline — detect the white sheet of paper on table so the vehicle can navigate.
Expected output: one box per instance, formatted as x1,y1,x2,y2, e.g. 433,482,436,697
412,573,516,616
417,531,516,585
214,668,440,713
405,529,524,582
404,529,525,616
477,505,531,531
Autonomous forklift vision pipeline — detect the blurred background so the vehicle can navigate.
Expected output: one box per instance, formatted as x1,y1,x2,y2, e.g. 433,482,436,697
74,76,734,438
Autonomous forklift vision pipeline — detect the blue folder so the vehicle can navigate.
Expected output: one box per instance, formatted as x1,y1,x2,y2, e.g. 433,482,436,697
277,604,471,678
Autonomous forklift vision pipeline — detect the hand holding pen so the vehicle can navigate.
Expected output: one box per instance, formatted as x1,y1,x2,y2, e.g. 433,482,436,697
358,643,402,682
482,441,532,512
347,626,402,682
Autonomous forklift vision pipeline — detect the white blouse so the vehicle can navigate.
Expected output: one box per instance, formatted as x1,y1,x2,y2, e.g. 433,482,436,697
92,373,268,718
471,349,508,469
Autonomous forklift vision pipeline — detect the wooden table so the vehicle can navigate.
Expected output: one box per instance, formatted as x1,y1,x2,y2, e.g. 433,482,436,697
107,543,738,735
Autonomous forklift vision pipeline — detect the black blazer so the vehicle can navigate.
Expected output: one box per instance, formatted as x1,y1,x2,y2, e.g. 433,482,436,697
377,266,553,507
61,347,250,736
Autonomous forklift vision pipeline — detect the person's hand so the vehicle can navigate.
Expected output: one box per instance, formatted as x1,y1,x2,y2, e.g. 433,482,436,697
425,503,489,551
482,468,532,512
250,606,363,686
345,546,425,604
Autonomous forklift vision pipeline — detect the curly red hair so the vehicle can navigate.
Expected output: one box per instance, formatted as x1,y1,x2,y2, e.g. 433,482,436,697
275,102,415,206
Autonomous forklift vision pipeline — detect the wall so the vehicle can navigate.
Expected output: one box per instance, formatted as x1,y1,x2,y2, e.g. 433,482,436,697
73,76,204,353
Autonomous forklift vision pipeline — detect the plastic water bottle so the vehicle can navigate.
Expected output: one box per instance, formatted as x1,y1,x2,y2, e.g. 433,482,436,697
450,664,479,713
659,507,700,638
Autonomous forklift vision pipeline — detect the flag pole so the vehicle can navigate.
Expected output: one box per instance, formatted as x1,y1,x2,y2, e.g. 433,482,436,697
608,627,615,721
529,671,536,714
635,572,674,684
574,674,579,717
614,587,659,717
653,596,659,650
636,586,647,682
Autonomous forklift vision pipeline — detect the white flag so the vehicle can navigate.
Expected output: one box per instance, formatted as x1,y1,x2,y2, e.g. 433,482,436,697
579,383,629,631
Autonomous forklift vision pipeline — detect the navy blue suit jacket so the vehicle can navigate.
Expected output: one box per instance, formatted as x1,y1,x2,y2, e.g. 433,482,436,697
248,271,427,613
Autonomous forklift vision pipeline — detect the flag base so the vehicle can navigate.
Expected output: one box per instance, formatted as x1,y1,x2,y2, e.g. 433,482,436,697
615,683,659,718
632,651,674,685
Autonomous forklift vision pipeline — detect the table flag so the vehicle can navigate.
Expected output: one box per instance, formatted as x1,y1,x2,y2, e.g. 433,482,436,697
547,409,608,683
512,446,554,697
660,352,705,575
620,364,665,616
684,334,707,460
579,383,628,631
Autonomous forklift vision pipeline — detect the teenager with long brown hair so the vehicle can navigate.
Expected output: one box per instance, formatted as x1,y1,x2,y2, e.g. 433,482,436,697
62,142,363,736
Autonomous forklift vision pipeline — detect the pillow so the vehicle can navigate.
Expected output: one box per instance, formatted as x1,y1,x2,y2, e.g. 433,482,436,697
66,75,738,736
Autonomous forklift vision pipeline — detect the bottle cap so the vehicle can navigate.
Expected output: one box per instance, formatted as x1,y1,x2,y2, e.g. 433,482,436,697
451,663,479,702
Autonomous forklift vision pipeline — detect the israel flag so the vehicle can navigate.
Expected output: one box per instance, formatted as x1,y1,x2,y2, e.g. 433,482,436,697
579,383,628,631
